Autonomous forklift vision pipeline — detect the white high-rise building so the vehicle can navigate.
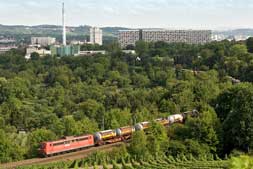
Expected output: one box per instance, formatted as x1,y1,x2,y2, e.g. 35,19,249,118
90,27,103,45
31,37,56,46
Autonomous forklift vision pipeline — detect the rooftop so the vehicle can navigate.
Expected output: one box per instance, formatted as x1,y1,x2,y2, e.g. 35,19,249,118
119,29,212,32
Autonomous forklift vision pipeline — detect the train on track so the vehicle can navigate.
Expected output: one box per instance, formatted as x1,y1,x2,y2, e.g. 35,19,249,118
39,109,198,157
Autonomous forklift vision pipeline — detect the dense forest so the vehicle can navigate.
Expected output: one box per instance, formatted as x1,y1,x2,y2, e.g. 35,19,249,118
1,38,253,166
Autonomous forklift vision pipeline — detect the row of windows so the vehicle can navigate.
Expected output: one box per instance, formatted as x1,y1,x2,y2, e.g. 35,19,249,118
52,137,90,146
119,32,211,35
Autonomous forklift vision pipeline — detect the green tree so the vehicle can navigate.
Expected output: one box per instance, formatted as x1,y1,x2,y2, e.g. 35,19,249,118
62,116,82,136
146,122,168,155
159,99,179,114
193,70,220,102
7,77,30,99
246,37,253,53
183,111,219,152
78,99,105,121
78,117,99,134
27,129,56,158
0,116,5,129
0,129,24,162
135,41,149,58
216,83,253,154
30,52,40,60
128,131,149,158
131,73,150,88
0,97,25,129
166,140,187,157
0,77,9,103
45,66,74,87
107,71,131,87
230,44,248,57
104,109,132,129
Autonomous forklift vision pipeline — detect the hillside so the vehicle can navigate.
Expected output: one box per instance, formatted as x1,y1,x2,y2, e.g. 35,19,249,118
1,24,253,37
0,39,253,167
0,24,129,37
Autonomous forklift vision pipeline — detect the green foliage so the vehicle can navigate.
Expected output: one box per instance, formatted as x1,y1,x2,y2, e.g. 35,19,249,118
0,129,24,163
78,117,99,134
0,40,253,162
246,37,253,53
131,73,150,88
61,115,82,136
170,106,220,156
103,162,110,169
78,99,105,120
105,109,132,129
30,52,40,60
128,131,149,159
109,144,130,162
112,160,121,169
216,83,253,154
27,129,56,157
229,155,253,169
135,41,149,58
73,160,79,169
230,44,248,57
146,122,168,155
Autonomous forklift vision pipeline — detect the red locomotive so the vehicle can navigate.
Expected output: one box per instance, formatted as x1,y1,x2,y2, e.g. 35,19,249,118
39,135,94,157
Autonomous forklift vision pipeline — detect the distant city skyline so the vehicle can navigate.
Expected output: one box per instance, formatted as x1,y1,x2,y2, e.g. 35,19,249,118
0,0,253,29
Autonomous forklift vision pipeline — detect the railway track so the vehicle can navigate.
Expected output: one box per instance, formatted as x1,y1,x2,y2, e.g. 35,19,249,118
0,142,124,169
1,110,198,169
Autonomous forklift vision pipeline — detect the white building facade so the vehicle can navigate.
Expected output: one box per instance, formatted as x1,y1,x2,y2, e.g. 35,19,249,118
0,46,18,54
31,37,56,46
118,29,212,48
90,27,103,45
25,45,51,59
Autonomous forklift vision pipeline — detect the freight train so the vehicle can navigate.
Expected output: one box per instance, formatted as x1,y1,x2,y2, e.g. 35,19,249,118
39,109,198,157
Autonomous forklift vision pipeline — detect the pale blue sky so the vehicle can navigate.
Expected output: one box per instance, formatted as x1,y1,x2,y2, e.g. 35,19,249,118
0,0,253,29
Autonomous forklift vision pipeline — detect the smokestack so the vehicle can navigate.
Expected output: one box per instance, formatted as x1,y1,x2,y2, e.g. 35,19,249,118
62,2,66,46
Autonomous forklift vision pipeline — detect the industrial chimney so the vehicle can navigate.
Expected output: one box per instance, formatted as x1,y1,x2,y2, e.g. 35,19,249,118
62,2,66,46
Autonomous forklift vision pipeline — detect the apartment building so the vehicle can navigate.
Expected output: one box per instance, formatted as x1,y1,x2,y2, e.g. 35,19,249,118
90,27,103,45
31,37,56,46
118,29,212,48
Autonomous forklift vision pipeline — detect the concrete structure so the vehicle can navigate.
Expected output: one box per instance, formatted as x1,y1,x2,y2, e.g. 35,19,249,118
70,40,87,45
31,37,56,46
0,38,16,44
50,45,80,57
90,27,103,45
49,3,80,57
25,45,51,59
79,50,106,56
122,50,136,54
62,2,66,46
78,50,135,56
118,29,212,47
0,45,18,54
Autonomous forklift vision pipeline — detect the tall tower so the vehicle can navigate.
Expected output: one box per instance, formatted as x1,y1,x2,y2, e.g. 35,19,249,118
62,2,66,46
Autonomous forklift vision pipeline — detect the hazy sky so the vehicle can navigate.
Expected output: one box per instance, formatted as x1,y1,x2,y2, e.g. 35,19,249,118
0,0,253,29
